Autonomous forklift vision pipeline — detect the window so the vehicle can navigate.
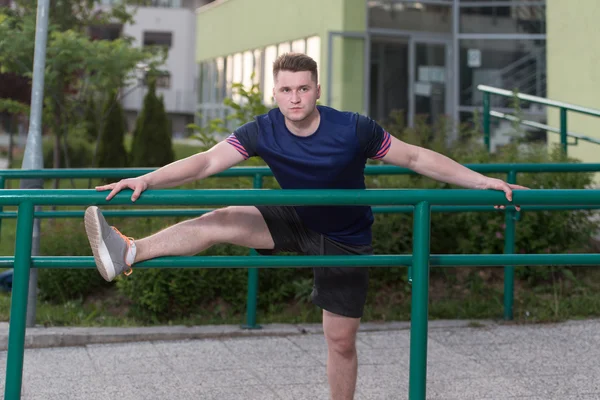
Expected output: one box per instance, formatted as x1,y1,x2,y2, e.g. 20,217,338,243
89,25,122,41
155,72,171,89
143,31,173,48
263,45,277,105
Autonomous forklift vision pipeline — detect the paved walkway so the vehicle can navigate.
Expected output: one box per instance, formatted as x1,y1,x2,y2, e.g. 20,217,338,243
1,319,600,399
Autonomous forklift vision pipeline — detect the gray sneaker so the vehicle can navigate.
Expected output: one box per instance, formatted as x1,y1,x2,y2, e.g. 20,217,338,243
84,206,134,282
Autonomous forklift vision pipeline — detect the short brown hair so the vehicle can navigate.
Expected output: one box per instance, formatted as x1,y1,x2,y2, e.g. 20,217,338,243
273,53,318,83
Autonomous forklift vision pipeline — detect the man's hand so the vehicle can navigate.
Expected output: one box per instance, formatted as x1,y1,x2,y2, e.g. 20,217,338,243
477,177,528,211
96,177,149,202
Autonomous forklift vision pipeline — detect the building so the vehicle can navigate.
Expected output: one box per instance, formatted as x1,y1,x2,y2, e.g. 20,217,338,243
195,0,547,145
98,0,215,137
546,0,600,165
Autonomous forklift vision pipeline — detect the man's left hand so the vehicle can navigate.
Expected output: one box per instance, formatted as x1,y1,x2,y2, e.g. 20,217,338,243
478,178,529,211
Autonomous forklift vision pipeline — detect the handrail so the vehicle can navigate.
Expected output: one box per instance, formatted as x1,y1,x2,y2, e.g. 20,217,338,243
0,188,598,206
489,111,600,147
3,188,600,400
478,84,600,153
2,163,600,330
2,163,600,179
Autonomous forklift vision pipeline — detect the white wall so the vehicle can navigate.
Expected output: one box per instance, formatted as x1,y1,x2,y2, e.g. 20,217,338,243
121,6,197,116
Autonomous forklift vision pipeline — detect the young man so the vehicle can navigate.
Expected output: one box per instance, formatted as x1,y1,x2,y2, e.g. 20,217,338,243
85,53,523,400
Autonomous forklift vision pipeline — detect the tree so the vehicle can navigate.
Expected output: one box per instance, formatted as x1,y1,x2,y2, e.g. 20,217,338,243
0,1,164,170
130,77,174,167
97,94,128,169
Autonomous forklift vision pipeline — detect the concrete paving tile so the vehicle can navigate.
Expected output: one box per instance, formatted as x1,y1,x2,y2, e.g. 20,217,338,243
92,356,173,376
272,383,330,400
186,384,281,399
21,347,97,378
222,336,304,354
429,326,508,347
152,338,234,357
357,347,409,366
251,366,327,385
235,350,321,368
356,384,408,400
164,352,243,371
286,334,327,351
513,374,600,398
427,376,526,399
356,364,408,389
175,368,262,388
357,330,410,349
86,341,161,359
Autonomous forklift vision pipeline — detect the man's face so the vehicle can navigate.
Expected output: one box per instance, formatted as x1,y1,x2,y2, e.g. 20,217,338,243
273,70,320,122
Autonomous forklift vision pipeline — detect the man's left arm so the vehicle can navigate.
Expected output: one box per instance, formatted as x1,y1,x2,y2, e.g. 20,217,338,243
380,135,527,207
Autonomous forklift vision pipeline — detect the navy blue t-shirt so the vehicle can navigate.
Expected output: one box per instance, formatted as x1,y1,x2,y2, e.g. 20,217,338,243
226,105,391,246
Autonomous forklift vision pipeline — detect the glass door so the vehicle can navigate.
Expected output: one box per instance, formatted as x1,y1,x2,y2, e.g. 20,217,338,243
410,40,451,127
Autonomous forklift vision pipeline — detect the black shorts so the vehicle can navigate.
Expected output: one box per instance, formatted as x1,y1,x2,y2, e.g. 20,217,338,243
255,206,372,319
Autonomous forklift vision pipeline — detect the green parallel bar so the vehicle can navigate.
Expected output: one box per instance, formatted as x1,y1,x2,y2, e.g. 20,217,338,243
0,176,4,241
1,163,600,181
1,253,600,269
483,92,491,152
243,174,263,330
560,108,568,154
2,189,600,207
0,204,597,220
409,201,431,400
4,201,34,400
504,171,518,321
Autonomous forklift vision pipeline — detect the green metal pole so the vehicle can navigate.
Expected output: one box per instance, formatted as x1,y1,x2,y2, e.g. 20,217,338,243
560,108,568,155
408,201,431,400
4,201,35,400
483,92,491,152
243,174,263,329
0,176,5,242
503,171,517,320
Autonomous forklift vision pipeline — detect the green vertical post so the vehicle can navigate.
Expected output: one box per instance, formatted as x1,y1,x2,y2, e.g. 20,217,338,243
408,201,431,400
560,108,568,155
503,171,517,321
0,176,5,242
242,174,263,329
4,201,35,400
483,92,491,152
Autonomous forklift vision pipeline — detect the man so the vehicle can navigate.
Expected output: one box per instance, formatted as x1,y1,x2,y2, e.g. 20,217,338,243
85,53,524,400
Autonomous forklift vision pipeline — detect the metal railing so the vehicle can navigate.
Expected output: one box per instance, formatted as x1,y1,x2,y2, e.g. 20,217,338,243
2,163,600,326
4,188,600,400
478,84,600,153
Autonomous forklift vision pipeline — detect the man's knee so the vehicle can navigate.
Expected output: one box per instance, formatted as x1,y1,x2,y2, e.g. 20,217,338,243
323,312,359,357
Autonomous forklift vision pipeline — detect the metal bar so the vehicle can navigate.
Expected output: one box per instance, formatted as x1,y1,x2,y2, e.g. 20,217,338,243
0,189,599,207
409,201,431,400
489,111,600,145
4,201,34,400
243,174,263,330
560,108,568,154
1,253,600,269
460,1,546,6
0,176,5,241
483,92,491,151
503,171,517,321
477,85,600,118
0,204,596,221
458,34,546,40
2,163,600,180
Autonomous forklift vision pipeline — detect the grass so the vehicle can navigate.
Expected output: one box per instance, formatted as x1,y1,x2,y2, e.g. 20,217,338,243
3,267,600,327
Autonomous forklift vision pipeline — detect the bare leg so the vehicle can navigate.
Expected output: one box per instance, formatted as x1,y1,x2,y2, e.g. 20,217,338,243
323,310,361,400
134,206,274,263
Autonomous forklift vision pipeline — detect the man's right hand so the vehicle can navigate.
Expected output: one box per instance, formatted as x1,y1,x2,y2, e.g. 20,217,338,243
96,177,149,202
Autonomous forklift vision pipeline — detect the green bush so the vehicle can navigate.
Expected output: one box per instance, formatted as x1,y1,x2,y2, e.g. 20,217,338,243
37,219,110,303
97,96,128,170
42,128,94,169
130,78,174,167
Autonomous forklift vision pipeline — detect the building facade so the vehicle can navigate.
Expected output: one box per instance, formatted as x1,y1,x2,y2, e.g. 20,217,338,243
546,0,600,165
195,0,546,144
99,0,214,137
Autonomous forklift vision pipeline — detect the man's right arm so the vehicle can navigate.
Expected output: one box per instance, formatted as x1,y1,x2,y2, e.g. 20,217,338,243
99,140,246,201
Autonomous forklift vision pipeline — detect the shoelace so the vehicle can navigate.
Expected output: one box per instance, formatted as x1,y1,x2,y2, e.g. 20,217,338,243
111,226,135,276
